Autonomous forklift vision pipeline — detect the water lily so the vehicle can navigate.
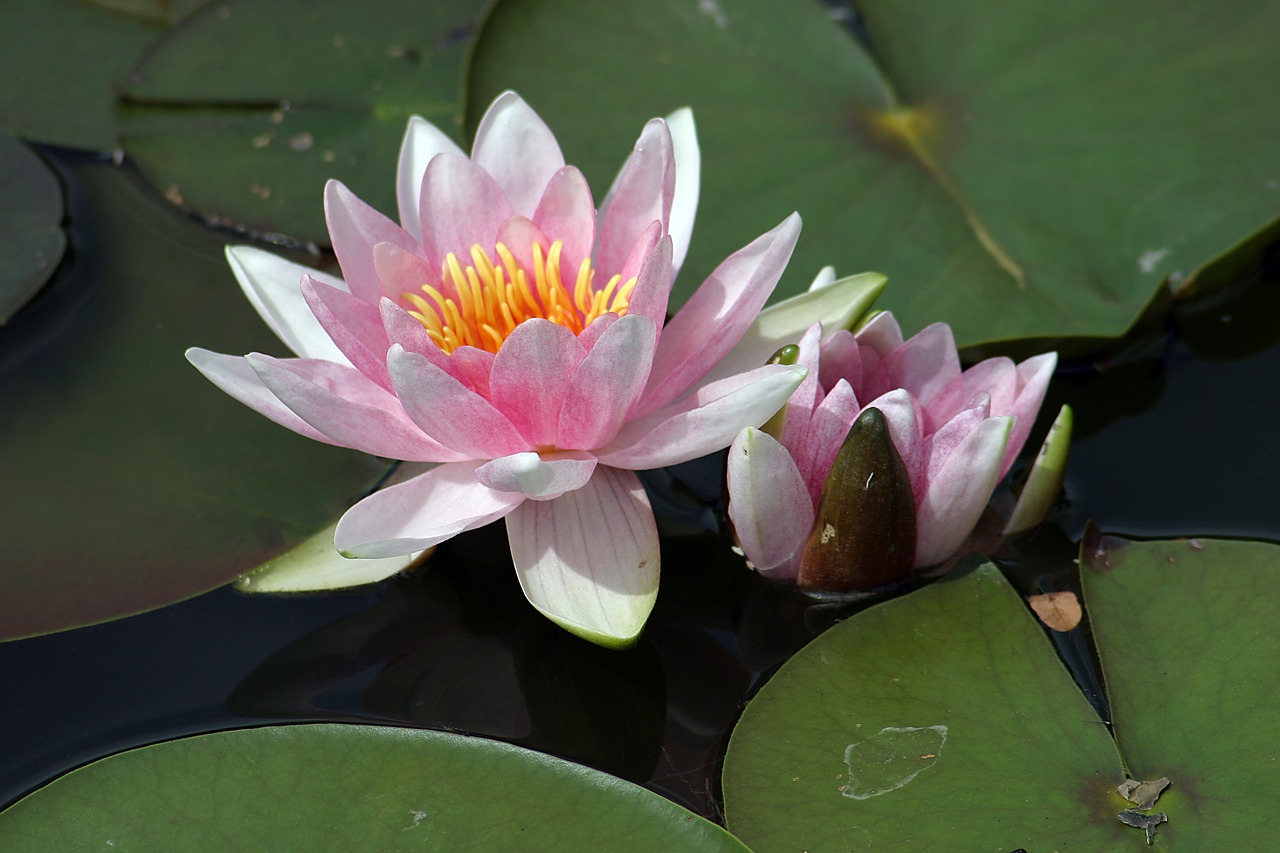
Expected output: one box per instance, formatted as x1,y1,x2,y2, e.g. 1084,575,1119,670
187,92,808,647
727,310,1057,592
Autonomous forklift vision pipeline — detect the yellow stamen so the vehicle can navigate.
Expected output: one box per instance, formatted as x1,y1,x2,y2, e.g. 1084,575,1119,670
402,240,638,354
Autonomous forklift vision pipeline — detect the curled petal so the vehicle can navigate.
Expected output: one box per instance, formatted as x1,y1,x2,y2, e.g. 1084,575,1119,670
726,428,813,580
396,115,465,239
186,348,336,446
224,246,349,363
914,416,1012,567
506,466,659,648
336,461,523,558
475,451,597,501
472,91,566,218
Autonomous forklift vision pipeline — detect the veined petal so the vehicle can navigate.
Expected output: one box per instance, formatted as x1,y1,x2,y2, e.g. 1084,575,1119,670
489,319,585,447
472,91,566,218
506,466,659,648
475,451,597,500
336,461,523,558
396,115,465,239
915,416,1012,567
224,245,349,363
325,179,420,304
532,166,596,280
700,272,886,387
558,314,657,450
387,345,528,458
595,118,674,279
301,275,392,390
726,428,812,580
638,213,802,415
597,364,806,470
665,106,699,276
882,323,962,405
419,153,516,275
247,354,464,462
185,348,337,446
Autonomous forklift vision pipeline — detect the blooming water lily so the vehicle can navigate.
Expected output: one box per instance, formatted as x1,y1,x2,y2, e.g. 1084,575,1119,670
727,308,1057,593
188,92,811,647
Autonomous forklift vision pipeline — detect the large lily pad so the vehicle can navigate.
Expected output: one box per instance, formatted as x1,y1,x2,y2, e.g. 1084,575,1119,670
0,134,65,323
466,0,1280,346
117,0,485,244
723,537,1280,850
0,724,749,852
0,153,384,642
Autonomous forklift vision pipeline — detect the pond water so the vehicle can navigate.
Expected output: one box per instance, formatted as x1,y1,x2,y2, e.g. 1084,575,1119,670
1,146,1277,821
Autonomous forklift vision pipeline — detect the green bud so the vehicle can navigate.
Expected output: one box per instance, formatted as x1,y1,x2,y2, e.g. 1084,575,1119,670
767,344,800,366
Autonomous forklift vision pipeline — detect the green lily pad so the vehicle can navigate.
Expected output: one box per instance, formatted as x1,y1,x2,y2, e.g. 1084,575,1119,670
84,0,207,25
0,0,176,148
0,724,749,852
117,0,485,244
0,154,384,642
466,0,1280,346
0,134,65,323
723,536,1280,850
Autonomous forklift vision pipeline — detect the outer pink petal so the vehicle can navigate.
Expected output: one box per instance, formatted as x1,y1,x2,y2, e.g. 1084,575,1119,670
595,118,674,279
224,245,349,363
325,180,420,305
506,466,659,647
779,323,825,456
186,348,337,446
726,427,812,580
793,378,860,505
597,364,806,470
246,354,465,462
301,275,392,390
396,115,466,240
664,107,699,277
914,417,1012,567
637,213,802,416
488,319,585,447
557,314,657,450
418,153,516,274
335,461,523,558
922,396,992,489
472,91,566,219
882,323,961,406
475,451,597,501
387,345,528,458
532,166,596,276
1001,352,1058,476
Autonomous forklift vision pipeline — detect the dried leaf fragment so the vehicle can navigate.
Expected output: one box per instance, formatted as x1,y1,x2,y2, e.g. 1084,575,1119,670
1028,591,1082,631
1117,776,1170,810
1117,809,1167,844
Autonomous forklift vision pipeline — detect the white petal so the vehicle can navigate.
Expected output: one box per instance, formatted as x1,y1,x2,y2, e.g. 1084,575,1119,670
396,115,465,239
474,452,597,500
224,245,350,363
665,106,700,276
726,428,813,580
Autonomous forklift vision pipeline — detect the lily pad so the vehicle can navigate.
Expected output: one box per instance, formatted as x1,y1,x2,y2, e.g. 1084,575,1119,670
0,0,176,148
0,724,750,852
722,536,1280,850
0,134,65,323
117,0,485,243
466,0,1280,346
0,153,384,642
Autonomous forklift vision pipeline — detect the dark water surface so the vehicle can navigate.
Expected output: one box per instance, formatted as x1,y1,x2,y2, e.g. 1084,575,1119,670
1,149,1277,820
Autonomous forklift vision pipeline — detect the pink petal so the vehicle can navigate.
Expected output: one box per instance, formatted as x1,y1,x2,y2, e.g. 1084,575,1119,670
448,346,496,398
595,118,674,279
818,329,862,392
475,451,597,500
396,115,465,239
373,241,439,299
246,353,465,462
1001,352,1058,476
387,345,528,458
381,300,496,398
325,179,420,305
914,417,1012,567
186,348,337,446
923,357,1017,434
779,323,825,456
664,107,699,277
922,396,992,489
380,297,437,357
493,216,548,279
726,427,812,580
793,379,860,505
224,245,348,363
488,319,585,447
557,314,657,450
301,275,392,390
532,166,596,277
506,466,659,647
882,322,961,406
854,311,904,356
638,213,802,416
615,229,671,332
577,312,618,350
418,154,516,275
472,91,566,218
597,364,806,470
335,461,523,558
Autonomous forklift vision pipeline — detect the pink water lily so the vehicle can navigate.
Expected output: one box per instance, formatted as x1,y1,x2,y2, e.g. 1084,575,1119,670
187,92,806,647
727,311,1056,589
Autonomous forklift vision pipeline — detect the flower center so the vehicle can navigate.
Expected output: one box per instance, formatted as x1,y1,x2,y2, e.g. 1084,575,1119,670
401,241,637,354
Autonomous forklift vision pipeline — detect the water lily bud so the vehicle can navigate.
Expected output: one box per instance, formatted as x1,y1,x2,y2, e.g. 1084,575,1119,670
798,407,917,593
